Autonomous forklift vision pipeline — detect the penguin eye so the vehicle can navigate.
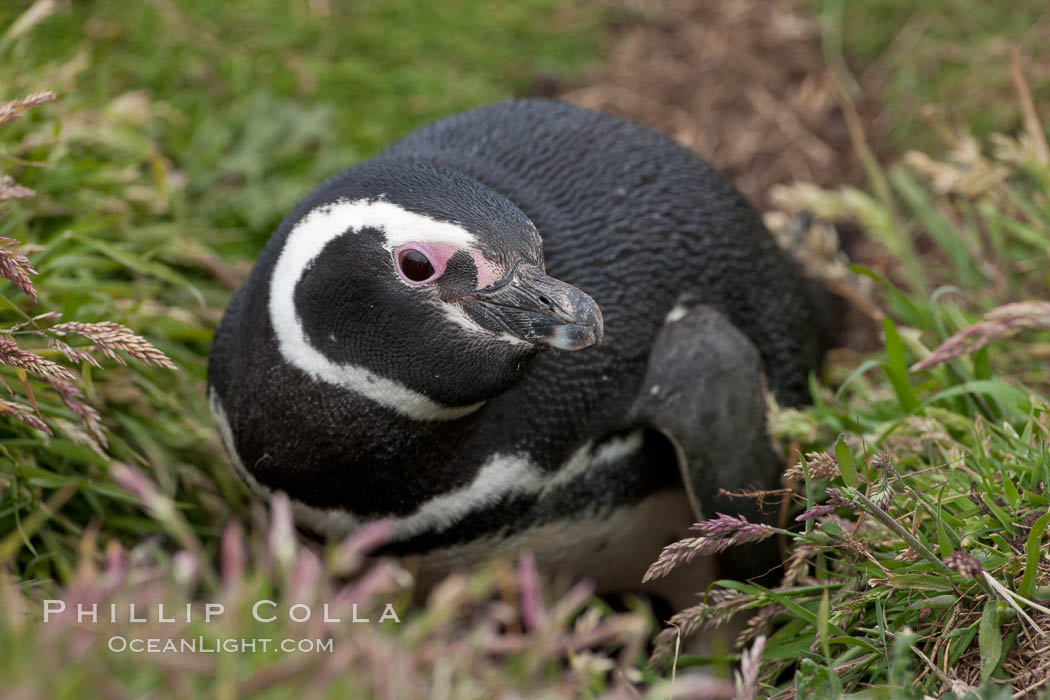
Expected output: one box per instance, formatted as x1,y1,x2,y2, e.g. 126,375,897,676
398,248,436,283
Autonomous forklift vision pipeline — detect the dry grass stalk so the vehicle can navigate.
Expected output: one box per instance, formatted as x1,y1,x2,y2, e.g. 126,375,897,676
51,417,106,456
644,514,777,582
782,544,816,587
0,237,38,302
0,396,50,433
0,337,75,382
48,321,177,370
737,605,782,648
764,206,884,332
1011,47,1050,165
45,336,101,368
0,90,56,129
47,377,106,448
912,301,1050,371
0,88,175,444
903,141,1010,199
650,589,755,667
784,450,839,481
734,634,766,700
0,175,35,202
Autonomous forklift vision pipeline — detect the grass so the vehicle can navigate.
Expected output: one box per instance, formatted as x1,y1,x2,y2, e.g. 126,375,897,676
819,0,1050,154
649,103,1050,695
2,0,1050,697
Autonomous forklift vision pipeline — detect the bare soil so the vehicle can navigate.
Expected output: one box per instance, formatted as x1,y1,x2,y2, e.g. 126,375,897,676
556,0,867,210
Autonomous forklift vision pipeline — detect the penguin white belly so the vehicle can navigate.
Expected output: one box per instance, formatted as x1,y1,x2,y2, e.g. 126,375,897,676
406,488,710,609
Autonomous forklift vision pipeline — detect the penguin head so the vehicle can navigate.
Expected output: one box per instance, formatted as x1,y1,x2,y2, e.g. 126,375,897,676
262,158,603,415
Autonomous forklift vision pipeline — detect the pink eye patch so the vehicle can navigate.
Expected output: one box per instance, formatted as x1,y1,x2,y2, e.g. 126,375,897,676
469,251,500,289
392,242,457,285
392,242,502,290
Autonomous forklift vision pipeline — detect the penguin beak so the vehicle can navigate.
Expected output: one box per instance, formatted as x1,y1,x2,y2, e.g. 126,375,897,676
472,263,604,351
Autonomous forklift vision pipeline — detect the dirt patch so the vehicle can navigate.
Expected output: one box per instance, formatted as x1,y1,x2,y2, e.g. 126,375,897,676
556,0,865,210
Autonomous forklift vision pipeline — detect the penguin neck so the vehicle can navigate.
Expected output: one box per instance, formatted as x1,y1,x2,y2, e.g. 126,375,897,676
343,393,495,511
245,372,494,519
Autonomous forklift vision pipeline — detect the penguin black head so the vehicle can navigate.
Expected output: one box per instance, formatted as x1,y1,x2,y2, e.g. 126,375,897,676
261,158,604,417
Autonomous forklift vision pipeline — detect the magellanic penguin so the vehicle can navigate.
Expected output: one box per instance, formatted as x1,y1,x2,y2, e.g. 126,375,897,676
208,99,830,599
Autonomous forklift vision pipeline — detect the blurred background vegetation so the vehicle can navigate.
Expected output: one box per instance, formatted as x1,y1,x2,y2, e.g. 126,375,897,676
1,0,1049,696
0,0,608,581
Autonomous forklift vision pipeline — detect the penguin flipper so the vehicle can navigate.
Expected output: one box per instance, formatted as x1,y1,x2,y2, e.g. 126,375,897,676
630,303,784,583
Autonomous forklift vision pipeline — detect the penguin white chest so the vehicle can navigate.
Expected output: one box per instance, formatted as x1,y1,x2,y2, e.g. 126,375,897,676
407,488,705,604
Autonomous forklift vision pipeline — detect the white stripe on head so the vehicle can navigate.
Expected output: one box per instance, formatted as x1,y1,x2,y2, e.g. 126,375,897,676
269,198,484,421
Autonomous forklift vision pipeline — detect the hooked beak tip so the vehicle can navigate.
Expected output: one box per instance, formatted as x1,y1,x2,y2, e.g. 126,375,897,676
543,299,603,351
546,321,603,351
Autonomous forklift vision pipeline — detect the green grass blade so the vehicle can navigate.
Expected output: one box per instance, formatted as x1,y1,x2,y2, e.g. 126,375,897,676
1019,510,1050,599
979,600,1002,684
881,317,920,413
890,165,983,286
818,588,831,663
834,437,858,489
